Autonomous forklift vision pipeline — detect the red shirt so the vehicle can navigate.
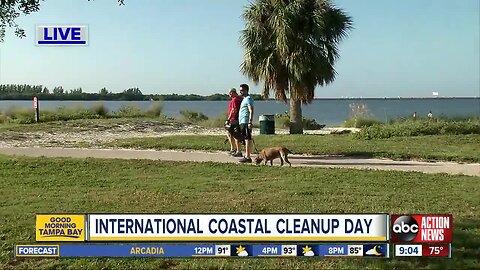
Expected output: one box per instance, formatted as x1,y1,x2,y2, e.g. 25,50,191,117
228,95,243,122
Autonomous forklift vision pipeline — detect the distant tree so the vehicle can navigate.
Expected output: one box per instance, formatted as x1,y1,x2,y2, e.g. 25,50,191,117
69,87,83,94
123,87,142,95
42,86,49,94
52,86,64,94
99,87,109,95
0,0,125,42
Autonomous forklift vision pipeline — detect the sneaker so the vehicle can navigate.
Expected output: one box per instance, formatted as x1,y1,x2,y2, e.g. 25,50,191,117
231,152,243,157
239,157,252,163
228,150,236,155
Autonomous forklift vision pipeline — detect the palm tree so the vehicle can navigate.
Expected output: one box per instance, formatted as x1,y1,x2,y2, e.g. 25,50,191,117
240,0,352,134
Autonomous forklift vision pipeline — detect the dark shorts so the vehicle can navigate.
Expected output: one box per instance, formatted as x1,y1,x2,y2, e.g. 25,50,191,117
239,123,252,140
227,120,238,133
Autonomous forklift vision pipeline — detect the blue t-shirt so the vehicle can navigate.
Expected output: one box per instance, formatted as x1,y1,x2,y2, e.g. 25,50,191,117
239,95,254,124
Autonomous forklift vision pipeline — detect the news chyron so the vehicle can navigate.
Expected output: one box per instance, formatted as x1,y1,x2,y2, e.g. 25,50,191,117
14,214,454,258
36,25,88,46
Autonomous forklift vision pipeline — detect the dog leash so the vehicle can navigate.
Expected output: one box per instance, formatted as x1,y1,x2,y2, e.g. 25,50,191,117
252,138,259,153
223,137,259,153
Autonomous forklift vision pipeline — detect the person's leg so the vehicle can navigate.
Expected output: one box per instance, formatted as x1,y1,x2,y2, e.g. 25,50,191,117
245,139,251,159
246,126,253,159
226,132,234,152
235,138,241,153
239,124,252,163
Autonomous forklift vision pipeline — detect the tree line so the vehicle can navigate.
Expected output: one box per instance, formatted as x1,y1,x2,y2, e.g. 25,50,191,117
0,84,265,101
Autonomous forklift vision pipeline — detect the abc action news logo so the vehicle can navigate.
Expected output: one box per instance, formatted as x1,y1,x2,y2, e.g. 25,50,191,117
391,215,453,243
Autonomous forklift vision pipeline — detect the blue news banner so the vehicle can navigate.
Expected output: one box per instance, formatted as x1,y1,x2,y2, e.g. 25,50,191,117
16,244,389,258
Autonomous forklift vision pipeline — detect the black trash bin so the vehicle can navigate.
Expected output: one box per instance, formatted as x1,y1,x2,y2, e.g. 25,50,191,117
259,115,275,135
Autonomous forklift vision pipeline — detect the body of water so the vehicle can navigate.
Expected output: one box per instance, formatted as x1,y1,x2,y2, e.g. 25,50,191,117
0,98,478,126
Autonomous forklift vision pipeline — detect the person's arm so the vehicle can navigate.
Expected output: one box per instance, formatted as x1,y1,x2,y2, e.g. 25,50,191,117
227,101,234,120
228,106,234,120
247,104,254,126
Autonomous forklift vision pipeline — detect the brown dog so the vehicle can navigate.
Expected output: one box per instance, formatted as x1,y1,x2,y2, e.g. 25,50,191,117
254,147,291,166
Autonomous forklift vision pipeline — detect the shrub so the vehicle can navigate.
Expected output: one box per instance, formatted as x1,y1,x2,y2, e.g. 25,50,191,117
145,101,163,117
90,102,109,117
354,119,480,139
2,107,35,124
275,112,325,130
349,103,370,118
115,105,145,118
201,117,227,128
0,114,7,124
200,111,228,128
179,110,209,123
343,102,383,128
344,117,383,128
40,106,100,122
275,114,290,129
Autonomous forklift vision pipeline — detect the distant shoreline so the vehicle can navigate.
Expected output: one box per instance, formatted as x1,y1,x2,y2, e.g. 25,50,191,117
1,84,478,101
0,97,478,102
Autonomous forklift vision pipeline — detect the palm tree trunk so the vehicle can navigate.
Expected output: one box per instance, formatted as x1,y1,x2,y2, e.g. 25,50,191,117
289,98,303,134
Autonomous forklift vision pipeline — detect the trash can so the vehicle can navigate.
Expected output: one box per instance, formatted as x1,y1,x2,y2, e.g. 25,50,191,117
259,115,275,135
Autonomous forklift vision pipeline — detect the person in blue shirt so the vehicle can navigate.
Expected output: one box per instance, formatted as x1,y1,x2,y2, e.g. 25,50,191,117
238,83,254,163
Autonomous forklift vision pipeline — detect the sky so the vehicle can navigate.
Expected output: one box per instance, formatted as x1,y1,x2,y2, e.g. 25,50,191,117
0,0,479,98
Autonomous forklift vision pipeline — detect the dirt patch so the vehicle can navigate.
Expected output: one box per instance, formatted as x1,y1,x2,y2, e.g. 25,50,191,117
0,120,358,148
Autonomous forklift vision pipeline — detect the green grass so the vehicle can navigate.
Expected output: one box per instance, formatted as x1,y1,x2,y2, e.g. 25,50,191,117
0,155,479,269
109,134,480,163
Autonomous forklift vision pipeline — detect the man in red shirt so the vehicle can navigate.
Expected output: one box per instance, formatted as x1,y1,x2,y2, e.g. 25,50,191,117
226,88,243,156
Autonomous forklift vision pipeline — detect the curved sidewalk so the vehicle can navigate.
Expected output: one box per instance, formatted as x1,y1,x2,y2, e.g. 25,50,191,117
0,147,478,176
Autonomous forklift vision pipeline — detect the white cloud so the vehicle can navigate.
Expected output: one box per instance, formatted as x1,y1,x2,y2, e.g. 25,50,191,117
304,250,314,257
366,248,375,255
238,250,248,257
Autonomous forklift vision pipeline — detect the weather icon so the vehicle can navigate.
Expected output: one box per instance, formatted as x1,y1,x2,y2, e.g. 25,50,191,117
365,245,383,256
236,245,248,257
302,245,315,257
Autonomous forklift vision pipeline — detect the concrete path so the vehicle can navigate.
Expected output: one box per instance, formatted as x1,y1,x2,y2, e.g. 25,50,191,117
0,147,478,177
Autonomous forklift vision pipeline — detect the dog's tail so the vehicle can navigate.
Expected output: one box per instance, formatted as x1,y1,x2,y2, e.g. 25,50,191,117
282,147,292,154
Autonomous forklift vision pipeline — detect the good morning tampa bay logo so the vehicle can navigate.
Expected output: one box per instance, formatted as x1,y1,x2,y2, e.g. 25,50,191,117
36,215,85,241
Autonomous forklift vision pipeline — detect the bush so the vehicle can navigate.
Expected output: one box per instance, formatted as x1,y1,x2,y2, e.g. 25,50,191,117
2,107,35,124
349,103,370,118
344,117,383,128
115,105,145,118
90,102,109,117
42,106,100,122
0,103,167,125
275,114,290,129
200,111,228,128
275,112,325,130
355,119,480,139
145,101,163,117
201,117,227,128
179,110,209,123
0,114,5,124
343,102,383,128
